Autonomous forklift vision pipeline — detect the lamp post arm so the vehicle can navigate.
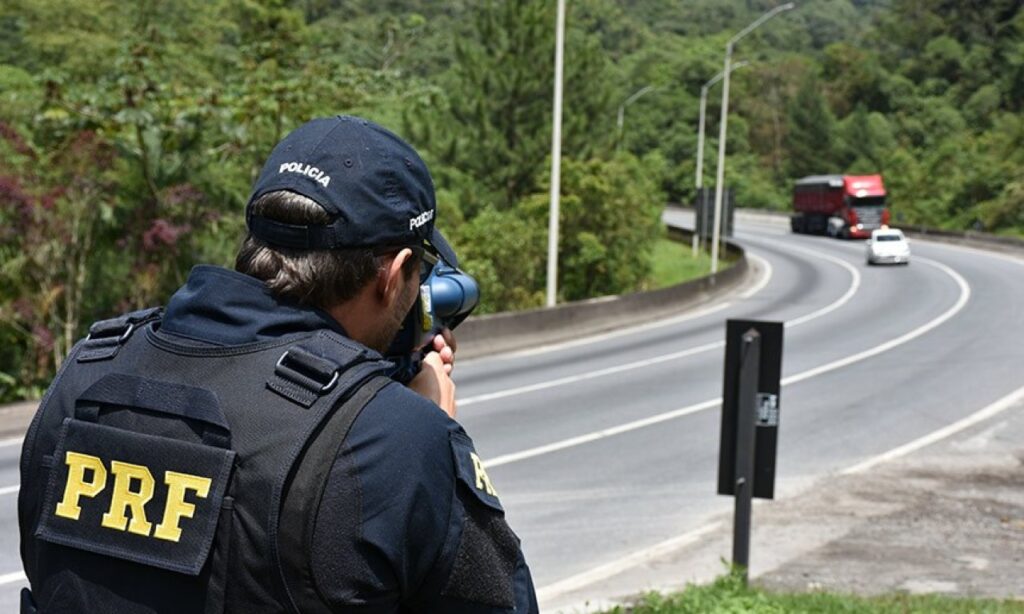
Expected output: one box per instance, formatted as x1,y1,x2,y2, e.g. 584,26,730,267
728,2,795,48
623,84,655,107
617,85,655,152
709,3,795,274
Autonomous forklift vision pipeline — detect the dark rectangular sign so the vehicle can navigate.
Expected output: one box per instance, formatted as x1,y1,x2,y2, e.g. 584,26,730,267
717,319,784,499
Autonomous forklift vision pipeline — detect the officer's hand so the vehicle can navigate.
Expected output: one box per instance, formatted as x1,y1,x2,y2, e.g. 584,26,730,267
409,352,457,418
431,329,457,375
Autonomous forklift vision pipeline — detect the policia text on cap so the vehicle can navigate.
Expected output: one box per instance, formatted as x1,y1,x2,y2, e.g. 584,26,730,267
18,116,540,613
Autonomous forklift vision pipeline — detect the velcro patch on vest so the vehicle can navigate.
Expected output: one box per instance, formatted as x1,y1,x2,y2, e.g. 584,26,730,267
450,433,503,513
35,419,234,576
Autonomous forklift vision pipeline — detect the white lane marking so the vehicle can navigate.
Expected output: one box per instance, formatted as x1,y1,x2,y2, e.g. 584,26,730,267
772,243,861,327
483,256,969,469
485,399,720,468
538,371,1024,605
533,240,1012,604
461,344,722,408
536,521,722,606
740,252,772,298
781,256,969,386
841,382,1024,475
0,571,25,585
464,243,851,408
465,245,777,364
0,485,18,496
488,300,735,362
0,437,24,448
909,237,1024,267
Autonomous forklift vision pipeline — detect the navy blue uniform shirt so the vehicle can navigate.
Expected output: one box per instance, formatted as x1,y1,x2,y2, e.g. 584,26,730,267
160,266,538,613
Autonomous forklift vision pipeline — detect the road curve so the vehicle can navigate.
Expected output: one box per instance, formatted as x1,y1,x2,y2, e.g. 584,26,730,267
455,211,1024,610
0,212,1022,613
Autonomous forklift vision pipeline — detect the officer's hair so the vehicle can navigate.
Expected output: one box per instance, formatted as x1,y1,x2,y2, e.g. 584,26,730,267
235,191,416,309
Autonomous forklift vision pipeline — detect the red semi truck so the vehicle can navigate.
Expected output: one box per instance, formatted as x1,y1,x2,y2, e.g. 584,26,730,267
790,174,890,239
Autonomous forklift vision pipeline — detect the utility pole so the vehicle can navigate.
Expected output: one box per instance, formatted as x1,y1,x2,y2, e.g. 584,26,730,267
695,62,748,257
710,3,796,273
546,0,567,307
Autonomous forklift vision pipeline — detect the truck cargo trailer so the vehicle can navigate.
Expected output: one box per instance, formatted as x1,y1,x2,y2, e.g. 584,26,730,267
790,174,890,239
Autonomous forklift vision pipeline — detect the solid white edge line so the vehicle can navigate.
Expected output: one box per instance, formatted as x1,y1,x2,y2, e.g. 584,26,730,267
463,240,777,364
0,485,19,496
536,521,722,607
0,571,26,586
739,252,773,299
536,379,1024,606
536,382,1024,607
482,255,969,470
528,235,1015,605
462,250,774,406
479,300,736,362
463,243,852,407
461,342,724,407
775,243,861,327
529,255,983,604
483,400,720,468
841,382,1024,476
781,256,969,386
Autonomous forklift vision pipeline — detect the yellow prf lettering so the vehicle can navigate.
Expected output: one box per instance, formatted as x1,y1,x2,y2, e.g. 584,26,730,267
101,461,155,536
470,452,497,496
153,471,212,543
55,452,107,520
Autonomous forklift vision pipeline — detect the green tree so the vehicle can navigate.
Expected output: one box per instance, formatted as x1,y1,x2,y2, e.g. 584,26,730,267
784,73,837,177
523,153,666,302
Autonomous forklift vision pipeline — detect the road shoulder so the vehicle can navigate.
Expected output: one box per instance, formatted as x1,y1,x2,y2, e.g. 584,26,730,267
547,400,1024,612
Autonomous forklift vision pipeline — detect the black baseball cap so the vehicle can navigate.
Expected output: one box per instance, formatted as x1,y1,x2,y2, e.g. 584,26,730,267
245,115,457,266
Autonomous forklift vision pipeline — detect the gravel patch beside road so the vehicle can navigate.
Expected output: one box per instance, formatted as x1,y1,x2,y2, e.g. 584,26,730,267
756,405,1024,600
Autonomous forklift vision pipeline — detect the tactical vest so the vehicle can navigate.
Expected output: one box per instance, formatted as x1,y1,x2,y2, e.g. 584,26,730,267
18,308,393,614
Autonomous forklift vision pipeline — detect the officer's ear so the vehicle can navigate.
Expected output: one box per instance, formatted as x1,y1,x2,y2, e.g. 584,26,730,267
377,248,414,305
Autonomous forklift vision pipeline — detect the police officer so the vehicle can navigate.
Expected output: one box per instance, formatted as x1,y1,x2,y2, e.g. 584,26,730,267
19,116,539,613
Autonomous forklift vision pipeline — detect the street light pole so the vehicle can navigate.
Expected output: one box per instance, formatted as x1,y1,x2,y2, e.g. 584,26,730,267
710,2,795,273
695,61,748,257
546,0,567,307
617,85,655,152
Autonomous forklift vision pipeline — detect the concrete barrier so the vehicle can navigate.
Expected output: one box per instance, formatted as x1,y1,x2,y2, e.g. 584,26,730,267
0,222,747,419
456,226,748,359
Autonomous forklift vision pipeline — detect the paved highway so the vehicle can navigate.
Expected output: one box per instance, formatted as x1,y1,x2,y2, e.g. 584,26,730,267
457,210,1024,610
0,211,1022,612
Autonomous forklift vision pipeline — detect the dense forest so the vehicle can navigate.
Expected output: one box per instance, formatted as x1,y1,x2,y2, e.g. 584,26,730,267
0,0,1021,399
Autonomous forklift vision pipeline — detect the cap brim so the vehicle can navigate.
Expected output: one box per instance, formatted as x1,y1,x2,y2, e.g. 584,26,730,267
428,227,458,268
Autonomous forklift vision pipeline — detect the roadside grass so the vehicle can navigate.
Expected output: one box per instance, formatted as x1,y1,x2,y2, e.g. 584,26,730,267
644,237,716,290
603,571,1024,613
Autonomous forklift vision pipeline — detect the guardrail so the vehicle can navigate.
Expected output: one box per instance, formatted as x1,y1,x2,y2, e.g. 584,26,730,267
457,224,748,359
729,207,1024,253
901,225,1024,252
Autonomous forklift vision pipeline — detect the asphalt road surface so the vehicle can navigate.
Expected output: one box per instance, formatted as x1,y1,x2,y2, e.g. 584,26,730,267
457,210,1024,611
1,211,1022,612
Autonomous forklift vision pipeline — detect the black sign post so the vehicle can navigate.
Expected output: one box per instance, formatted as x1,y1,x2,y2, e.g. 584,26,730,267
695,188,735,248
717,319,784,583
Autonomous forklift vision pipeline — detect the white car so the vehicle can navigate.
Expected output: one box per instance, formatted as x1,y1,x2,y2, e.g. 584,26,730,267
866,228,910,265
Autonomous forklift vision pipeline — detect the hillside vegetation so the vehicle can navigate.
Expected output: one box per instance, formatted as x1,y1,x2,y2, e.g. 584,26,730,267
0,0,1021,399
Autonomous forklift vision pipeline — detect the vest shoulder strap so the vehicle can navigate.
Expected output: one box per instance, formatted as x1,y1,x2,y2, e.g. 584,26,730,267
77,307,163,363
278,374,393,613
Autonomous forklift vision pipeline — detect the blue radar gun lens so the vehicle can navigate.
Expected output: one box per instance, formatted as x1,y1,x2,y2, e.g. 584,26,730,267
384,259,480,383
